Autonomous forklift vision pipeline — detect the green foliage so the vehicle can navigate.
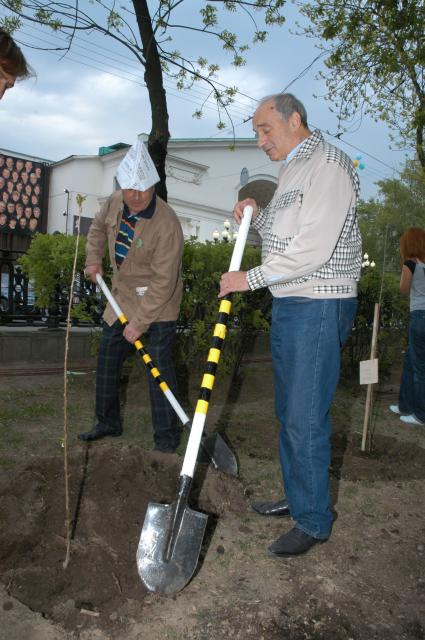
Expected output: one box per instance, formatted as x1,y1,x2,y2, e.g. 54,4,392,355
298,0,425,169
358,160,425,273
18,233,110,322
345,265,409,375
332,162,423,374
18,233,87,308
176,240,270,377
22,231,410,380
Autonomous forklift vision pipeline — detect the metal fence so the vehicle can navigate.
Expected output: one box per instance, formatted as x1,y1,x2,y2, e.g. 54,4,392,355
0,252,103,326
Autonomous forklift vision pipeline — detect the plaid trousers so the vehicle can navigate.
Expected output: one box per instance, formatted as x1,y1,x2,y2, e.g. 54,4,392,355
95,320,180,449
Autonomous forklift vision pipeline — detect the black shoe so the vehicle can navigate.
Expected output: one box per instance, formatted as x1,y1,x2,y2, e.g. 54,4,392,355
251,498,290,517
78,425,122,441
268,527,326,557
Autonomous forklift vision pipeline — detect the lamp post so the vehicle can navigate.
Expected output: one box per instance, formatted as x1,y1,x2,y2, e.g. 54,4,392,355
213,219,236,244
221,229,230,243
63,188,70,234
362,253,376,268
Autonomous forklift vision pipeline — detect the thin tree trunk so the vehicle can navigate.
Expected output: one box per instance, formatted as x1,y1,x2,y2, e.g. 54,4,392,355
133,0,170,200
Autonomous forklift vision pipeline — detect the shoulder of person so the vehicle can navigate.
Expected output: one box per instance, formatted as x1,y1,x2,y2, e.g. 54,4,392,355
404,259,417,273
95,190,122,217
155,196,181,226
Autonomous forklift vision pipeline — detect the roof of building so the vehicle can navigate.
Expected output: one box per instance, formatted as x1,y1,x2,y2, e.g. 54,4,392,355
0,148,53,164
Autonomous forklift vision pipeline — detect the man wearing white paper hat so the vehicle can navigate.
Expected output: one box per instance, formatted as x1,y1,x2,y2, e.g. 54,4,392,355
78,140,184,452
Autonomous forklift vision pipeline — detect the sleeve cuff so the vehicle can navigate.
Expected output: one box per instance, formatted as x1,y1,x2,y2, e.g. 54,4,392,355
246,266,267,290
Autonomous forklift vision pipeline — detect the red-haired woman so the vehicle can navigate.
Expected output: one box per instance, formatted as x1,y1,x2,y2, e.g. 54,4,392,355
390,228,425,425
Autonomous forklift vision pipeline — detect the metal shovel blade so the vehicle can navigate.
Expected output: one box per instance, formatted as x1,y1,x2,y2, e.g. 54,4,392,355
137,501,208,595
198,432,238,476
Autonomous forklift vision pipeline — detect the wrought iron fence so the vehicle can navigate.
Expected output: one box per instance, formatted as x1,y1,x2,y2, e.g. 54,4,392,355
0,252,103,326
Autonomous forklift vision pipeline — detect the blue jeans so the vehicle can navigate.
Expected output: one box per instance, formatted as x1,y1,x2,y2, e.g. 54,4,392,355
271,297,357,539
399,310,425,422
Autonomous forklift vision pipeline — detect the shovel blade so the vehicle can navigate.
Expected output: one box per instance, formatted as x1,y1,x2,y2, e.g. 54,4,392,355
137,501,208,595
198,432,238,476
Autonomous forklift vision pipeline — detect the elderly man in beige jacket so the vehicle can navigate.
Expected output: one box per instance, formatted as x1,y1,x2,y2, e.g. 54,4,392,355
78,141,184,452
220,93,362,557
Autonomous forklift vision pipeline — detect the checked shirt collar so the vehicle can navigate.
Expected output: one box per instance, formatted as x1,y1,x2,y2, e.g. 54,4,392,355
290,129,324,163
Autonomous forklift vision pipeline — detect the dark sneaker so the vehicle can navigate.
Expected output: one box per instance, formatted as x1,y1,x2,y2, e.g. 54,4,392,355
78,425,122,441
268,527,326,557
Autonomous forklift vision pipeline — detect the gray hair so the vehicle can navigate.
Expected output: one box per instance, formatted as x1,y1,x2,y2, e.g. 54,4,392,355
258,93,308,128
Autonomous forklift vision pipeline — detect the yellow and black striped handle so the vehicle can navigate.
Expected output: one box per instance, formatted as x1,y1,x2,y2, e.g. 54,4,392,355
196,296,232,417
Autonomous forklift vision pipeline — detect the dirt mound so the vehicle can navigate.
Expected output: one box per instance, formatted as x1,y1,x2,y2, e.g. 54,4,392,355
0,443,247,633
332,432,425,482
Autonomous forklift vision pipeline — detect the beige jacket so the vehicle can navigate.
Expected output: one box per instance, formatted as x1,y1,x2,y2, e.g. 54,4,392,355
246,130,362,298
85,190,184,334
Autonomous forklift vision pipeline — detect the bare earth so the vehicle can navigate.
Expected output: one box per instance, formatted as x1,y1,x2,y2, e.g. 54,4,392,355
0,356,424,640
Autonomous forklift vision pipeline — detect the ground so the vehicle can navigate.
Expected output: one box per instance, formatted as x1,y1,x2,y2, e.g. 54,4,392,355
0,354,424,640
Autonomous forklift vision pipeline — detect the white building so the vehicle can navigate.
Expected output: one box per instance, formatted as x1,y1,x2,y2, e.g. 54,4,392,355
47,135,279,242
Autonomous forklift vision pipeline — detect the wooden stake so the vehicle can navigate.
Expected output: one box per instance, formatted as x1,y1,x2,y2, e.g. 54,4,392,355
63,194,86,569
361,302,380,452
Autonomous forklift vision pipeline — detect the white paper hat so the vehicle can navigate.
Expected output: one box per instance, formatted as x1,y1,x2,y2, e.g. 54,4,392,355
115,139,160,191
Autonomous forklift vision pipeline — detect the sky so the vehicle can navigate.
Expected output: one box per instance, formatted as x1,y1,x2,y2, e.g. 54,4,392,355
0,1,413,200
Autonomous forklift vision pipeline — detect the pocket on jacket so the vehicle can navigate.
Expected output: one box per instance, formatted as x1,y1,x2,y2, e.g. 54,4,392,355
270,189,302,238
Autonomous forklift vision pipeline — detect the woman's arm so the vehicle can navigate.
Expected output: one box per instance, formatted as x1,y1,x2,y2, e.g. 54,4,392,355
400,263,414,294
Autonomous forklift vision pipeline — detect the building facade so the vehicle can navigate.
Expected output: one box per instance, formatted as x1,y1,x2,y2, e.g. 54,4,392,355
47,135,279,242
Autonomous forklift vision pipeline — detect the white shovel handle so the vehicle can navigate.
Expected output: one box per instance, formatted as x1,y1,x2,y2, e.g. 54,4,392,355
96,273,123,318
181,205,253,478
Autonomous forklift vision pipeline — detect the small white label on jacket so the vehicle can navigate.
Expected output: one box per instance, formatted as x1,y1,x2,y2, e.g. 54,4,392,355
136,286,148,296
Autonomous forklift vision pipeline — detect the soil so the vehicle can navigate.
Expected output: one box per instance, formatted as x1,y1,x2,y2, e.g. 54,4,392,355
0,356,424,640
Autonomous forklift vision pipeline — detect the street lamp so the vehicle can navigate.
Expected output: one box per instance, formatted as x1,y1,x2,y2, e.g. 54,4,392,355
362,253,376,268
63,188,70,234
212,219,236,243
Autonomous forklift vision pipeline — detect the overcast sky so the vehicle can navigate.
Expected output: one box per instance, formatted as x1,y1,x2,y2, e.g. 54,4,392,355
0,1,412,200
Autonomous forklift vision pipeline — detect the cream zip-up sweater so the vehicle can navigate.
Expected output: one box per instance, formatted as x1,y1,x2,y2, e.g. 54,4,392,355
246,130,362,298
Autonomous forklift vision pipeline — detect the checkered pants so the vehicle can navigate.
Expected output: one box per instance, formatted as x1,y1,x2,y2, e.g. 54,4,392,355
95,320,180,450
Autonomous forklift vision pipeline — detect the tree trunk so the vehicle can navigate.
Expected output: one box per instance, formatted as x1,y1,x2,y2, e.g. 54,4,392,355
416,122,425,173
132,0,169,201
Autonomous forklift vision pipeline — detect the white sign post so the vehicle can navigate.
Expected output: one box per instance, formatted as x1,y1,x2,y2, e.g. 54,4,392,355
360,302,380,452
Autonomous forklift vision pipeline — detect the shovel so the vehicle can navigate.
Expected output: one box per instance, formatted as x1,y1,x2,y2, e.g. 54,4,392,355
95,274,237,476
137,205,253,595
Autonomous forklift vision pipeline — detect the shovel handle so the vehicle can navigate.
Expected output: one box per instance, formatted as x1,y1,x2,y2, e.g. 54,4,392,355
180,205,253,478
95,274,191,427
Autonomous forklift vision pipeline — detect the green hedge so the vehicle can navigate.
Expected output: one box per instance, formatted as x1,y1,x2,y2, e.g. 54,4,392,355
19,234,408,378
